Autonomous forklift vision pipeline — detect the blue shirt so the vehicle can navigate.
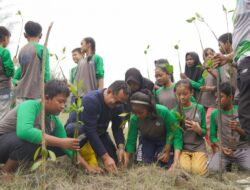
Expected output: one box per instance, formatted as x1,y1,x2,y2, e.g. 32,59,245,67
67,89,125,156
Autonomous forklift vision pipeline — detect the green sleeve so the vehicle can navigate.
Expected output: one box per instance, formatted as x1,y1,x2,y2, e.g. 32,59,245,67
125,115,139,153
198,104,206,136
12,66,22,86
173,127,183,150
35,44,50,82
94,54,104,79
1,48,14,77
210,109,219,143
189,77,204,90
159,105,182,149
70,68,74,84
70,66,78,84
190,96,197,103
16,101,43,144
53,116,72,158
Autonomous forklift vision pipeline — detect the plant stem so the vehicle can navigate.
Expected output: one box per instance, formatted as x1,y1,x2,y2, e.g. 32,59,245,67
194,21,204,56
72,107,79,165
177,48,182,73
15,15,23,57
216,68,223,181
40,22,53,189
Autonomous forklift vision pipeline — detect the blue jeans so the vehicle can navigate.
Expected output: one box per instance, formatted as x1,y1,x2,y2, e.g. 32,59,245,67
141,137,173,168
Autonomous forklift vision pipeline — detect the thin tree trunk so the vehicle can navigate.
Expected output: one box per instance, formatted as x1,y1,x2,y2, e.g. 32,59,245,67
40,22,53,189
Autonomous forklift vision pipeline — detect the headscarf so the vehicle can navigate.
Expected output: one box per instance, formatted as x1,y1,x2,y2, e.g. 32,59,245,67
184,52,203,82
125,68,143,89
125,68,154,92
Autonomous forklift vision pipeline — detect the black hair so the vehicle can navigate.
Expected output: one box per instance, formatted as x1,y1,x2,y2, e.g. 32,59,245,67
185,51,203,82
83,37,96,53
203,47,215,60
24,21,42,37
154,59,174,82
218,33,232,45
219,82,235,97
0,26,11,42
130,89,158,120
175,79,193,92
45,79,70,99
71,47,82,54
108,80,131,96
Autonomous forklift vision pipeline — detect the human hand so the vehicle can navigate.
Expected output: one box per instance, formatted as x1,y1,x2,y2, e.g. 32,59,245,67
13,56,19,66
103,155,118,173
185,119,201,133
122,152,130,168
212,53,228,68
61,138,80,150
157,146,170,163
229,120,239,131
211,143,219,153
222,147,234,157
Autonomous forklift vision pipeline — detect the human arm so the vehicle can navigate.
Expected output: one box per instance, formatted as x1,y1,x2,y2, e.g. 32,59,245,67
35,44,50,82
229,119,247,137
123,115,139,167
212,52,234,68
185,105,206,136
1,48,14,77
12,66,22,86
94,54,104,89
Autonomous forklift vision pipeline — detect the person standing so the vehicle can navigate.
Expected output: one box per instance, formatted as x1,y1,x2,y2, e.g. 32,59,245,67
74,37,104,96
213,1,250,142
0,26,14,120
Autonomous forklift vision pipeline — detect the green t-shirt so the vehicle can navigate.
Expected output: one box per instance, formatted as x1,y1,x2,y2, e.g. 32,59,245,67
0,47,14,77
16,100,72,158
12,66,21,86
70,65,78,84
125,104,183,153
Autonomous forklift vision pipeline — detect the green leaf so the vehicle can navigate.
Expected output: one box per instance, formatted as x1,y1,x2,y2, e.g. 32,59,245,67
146,45,150,50
196,64,202,68
55,54,59,61
144,50,147,55
207,59,214,68
16,10,21,15
42,148,48,160
78,106,84,112
33,147,41,161
222,4,227,12
202,70,209,79
119,112,129,117
174,44,179,50
62,47,66,54
186,17,196,23
77,80,83,90
77,97,81,108
31,160,43,171
70,84,78,96
166,64,173,74
228,9,234,13
49,53,54,57
48,150,56,161
175,112,181,120
78,121,84,126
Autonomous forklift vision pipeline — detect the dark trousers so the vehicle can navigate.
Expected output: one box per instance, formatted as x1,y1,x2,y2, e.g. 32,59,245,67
237,57,250,141
141,137,173,168
0,132,65,164
66,123,118,163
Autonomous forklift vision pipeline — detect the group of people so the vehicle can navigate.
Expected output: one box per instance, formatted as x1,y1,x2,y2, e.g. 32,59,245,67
0,0,250,179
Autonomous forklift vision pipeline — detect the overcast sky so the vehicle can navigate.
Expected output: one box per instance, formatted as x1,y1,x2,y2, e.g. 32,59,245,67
3,0,235,86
